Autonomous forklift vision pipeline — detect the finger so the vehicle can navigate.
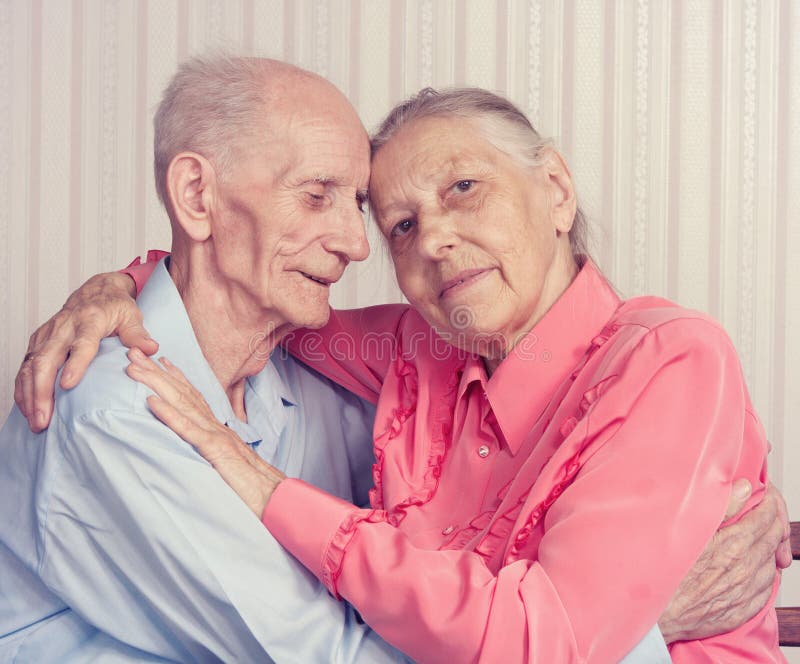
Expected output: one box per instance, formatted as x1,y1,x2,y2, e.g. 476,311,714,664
760,500,792,569
159,356,188,381
15,362,36,427
59,335,102,390
28,357,63,431
158,356,194,388
157,357,217,419
147,395,249,473
15,321,68,428
770,482,791,533
726,487,774,542
146,395,216,452
761,483,794,569
117,318,159,356
742,562,778,618
14,357,31,419
723,478,752,521
61,309,131,387
126,349,179,400
128,351,216,428
770,482,792,539
776,539,793,569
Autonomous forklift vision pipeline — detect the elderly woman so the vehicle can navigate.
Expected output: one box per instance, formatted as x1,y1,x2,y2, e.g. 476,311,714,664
17,89,784,662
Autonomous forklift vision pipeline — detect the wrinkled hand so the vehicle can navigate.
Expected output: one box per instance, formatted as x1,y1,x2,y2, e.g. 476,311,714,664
658,480,791,643
15,271,156,432
126,348,284,517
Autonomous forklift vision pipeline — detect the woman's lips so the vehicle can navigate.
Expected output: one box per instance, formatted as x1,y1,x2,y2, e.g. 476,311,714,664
439,268,493,298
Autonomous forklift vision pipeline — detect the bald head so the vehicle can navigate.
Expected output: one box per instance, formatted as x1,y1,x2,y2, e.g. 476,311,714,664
153,55,364,215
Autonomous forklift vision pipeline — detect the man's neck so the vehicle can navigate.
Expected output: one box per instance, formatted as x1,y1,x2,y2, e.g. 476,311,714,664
168,251,295,421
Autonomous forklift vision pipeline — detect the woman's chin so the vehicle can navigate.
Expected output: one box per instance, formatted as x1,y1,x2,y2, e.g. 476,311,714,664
433,323,511,358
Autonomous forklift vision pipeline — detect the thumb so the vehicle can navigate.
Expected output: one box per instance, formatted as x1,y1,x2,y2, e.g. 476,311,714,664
118,319,159,356
723,478,752,522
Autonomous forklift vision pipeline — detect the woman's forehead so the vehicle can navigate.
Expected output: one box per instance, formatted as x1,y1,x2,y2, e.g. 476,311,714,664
371,119,499,180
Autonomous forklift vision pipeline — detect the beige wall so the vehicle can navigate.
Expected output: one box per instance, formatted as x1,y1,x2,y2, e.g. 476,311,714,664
2,0,799,654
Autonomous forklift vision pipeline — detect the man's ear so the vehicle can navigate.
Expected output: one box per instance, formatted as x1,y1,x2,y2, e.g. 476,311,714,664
541,149,577,235
166,152,215,242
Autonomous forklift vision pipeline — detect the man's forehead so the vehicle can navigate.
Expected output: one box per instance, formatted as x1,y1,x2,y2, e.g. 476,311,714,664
290,134,369,178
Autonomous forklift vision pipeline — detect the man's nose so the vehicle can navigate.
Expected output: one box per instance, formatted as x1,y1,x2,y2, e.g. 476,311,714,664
327,205,370,262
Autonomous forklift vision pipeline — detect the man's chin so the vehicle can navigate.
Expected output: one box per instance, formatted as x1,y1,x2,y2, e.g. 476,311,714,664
291,306,331,330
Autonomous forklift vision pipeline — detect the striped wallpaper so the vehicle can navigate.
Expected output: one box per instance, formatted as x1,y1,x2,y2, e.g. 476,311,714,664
2,0,799,644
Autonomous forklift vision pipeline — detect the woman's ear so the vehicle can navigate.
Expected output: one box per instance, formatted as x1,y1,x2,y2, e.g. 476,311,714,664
542,149,577,235
166,152,215,242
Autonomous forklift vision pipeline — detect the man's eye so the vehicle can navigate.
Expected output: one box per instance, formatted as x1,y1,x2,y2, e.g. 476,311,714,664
454,180,474,192
304,192,326,207
390,219,415,237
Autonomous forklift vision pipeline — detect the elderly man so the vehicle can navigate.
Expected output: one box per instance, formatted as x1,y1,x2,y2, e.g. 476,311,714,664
1,55,790,663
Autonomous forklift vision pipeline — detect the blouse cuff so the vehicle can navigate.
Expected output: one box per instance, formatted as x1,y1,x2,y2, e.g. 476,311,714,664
261,478,360,594
122,250,169,296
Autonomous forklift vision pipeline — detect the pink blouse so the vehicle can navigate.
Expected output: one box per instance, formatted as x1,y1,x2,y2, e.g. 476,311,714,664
127,257,782,663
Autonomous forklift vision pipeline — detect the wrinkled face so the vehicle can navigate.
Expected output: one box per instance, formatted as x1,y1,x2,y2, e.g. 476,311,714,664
370,115,576,359
210,97,371,330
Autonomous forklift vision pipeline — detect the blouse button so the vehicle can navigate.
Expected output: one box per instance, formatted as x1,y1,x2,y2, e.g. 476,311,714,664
442,525,455,535
477,445,490,458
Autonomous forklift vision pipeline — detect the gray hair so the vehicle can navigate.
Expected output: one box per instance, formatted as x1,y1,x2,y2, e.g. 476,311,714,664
153,54,271,212
370,87,589,260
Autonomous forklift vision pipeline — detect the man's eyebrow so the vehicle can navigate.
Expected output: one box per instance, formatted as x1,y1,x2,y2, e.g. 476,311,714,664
304,177,368,198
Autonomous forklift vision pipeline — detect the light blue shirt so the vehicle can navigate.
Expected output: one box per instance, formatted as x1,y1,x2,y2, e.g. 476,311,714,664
0,260,406,663
0,259,669,663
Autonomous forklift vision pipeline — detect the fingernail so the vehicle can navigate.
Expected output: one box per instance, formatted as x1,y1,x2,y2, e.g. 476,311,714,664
734,482,751,500
36,410,47,428
62,369,73,384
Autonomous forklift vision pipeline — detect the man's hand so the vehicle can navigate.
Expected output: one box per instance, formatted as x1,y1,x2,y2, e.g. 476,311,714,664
658,480,791,643
14,271,155,432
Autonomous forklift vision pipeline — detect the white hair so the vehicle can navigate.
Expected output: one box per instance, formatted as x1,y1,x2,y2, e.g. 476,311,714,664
370,87,590,259
153,54,272,212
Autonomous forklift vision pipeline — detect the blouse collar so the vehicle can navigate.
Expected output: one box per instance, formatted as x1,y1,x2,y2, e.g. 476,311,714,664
460,259,621,455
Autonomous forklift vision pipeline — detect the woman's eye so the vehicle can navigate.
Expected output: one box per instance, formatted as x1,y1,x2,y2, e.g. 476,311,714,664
390,219,415,237
454,180,474,192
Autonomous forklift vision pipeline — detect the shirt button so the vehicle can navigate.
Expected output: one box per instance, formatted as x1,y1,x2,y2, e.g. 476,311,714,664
477,445,490,458
442,525,455,535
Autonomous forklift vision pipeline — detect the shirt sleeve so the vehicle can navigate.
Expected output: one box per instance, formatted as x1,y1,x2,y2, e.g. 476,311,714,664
38,407,410,664
619,625,671,664
281,305,411,404
123,250,168,295
262,318,779,663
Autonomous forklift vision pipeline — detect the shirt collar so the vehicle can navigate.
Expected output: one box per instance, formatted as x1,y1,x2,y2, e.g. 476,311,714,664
478,259,621,455
248,355,297,408
136,259,294,446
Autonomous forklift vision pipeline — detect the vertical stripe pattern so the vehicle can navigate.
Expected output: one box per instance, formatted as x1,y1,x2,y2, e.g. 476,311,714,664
2,5,799,631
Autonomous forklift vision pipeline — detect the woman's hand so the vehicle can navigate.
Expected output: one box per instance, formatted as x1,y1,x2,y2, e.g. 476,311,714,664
125,348,285,517
658,480,791,643
15,271,155,432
